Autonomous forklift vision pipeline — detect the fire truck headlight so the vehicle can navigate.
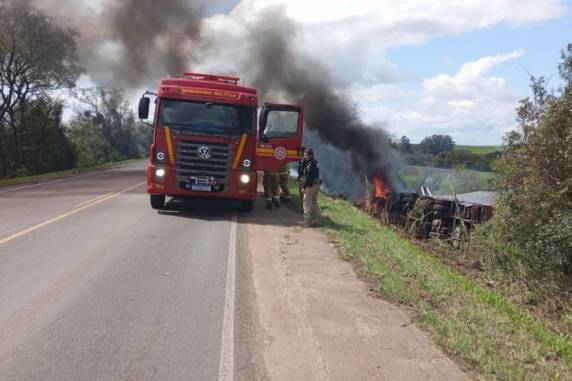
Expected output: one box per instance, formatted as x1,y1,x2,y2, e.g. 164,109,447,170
240,174,251,184
156,151,166,162
242,159,252,168
155,168,166,178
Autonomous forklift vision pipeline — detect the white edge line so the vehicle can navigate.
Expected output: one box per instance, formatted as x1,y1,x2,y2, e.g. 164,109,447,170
219,213,237,381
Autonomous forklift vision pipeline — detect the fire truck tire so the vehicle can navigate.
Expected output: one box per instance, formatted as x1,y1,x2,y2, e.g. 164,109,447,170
239,200,254,212
150,195,166,210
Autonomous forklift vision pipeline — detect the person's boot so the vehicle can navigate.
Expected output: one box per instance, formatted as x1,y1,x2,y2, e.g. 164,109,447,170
265,200,273,209
273,198,281,208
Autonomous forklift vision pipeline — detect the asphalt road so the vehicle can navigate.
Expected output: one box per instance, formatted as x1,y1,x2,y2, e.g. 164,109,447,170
0,162,247,381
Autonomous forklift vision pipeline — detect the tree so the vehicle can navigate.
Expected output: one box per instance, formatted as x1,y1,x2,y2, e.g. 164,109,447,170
419,134,455,155
399,135,412,154
493,43,572,273
18,97,75,174
67,87,151,167
0,0,82,176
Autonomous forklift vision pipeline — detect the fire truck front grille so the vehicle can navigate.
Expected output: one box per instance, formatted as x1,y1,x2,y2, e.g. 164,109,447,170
175,141,234,188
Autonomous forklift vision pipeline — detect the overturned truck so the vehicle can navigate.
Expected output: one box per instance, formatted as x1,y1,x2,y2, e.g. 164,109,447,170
363,175,495,246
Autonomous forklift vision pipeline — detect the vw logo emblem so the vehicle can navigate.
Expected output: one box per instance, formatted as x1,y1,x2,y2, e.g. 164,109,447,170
197,146,211,160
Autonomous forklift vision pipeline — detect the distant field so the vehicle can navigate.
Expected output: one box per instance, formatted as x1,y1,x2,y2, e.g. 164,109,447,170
408,144,503,154
454,145,503,154
401,165,495,195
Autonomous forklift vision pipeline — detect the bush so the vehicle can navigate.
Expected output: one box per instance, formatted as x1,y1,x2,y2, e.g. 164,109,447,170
491,44,572,274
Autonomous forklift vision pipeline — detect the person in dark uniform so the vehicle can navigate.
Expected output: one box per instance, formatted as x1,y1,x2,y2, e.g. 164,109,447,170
301,148,321,226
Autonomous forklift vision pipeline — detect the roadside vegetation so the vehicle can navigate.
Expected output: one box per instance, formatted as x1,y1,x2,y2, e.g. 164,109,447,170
288,180,570,380
0,2,150,181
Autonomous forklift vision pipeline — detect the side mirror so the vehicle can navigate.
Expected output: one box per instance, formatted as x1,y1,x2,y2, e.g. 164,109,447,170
138,97,150,120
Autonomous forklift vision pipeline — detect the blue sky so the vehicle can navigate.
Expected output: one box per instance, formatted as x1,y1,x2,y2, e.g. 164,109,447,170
372,10,572,144
387,14,572,94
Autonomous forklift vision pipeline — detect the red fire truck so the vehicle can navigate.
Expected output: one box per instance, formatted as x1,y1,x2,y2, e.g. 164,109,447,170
138,72,304,212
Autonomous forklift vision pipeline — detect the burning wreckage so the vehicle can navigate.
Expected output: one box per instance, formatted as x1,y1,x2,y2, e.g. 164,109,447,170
362,175,495,247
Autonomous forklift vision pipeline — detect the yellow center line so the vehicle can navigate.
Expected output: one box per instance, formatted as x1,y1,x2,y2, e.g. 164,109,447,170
0,181,145,246
72,191,116,208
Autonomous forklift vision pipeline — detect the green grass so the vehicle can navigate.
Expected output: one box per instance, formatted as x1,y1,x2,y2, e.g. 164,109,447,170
0,159,142,188
455,145,503,154
401,165,495,195
289,179,571,380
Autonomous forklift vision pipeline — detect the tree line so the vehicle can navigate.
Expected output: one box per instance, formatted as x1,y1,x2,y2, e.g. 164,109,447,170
0,2,150,179
397,134,501,172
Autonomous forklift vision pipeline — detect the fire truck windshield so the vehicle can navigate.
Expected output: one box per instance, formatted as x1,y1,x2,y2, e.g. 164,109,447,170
159,99,253,137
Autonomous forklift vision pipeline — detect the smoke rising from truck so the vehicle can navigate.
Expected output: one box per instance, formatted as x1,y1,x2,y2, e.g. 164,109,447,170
32,0,207,88
32,0,405,195
244,6,406,193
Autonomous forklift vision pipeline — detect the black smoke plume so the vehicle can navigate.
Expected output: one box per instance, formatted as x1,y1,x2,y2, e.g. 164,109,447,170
32,1,406,196
33,0,208,88
244,6,406,194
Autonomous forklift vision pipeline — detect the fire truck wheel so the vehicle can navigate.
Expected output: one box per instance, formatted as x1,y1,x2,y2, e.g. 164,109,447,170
150,195,166,210
239,200,254,212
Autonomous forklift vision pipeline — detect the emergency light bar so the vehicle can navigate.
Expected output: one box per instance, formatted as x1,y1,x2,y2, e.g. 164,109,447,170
181,72,240,84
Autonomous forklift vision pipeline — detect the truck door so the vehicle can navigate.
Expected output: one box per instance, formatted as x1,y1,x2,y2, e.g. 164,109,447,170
256,103,304,172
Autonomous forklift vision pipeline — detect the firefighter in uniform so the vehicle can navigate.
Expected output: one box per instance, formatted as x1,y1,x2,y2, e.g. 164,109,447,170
301,148,321,226
263,171,281,209
278,164,291,203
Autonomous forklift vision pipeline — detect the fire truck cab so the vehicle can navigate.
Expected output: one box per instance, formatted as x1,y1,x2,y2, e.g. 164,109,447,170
138,72,304,212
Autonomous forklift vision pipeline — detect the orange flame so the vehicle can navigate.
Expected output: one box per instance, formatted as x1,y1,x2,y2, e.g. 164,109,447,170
372,175,391,200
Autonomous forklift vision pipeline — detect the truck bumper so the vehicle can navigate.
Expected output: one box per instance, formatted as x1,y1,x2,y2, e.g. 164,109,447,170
147,164,257,200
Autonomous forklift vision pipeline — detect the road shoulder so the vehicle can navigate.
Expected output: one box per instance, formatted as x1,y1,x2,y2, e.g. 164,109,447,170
242,201,466,380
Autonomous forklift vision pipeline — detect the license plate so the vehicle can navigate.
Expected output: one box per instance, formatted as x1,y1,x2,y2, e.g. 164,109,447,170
191,184,212,192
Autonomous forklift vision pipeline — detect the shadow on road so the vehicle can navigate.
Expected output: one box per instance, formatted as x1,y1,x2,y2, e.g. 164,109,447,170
156,194,304,228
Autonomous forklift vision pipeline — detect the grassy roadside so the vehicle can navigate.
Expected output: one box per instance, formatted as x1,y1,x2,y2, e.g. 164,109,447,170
289,179,571,380
0,159,142,188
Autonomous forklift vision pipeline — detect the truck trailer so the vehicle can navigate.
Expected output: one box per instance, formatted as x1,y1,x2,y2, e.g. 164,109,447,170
138,72,304,212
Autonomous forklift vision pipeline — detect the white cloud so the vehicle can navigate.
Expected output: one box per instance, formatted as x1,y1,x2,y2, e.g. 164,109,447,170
359,52,525,144
423,51,524,99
